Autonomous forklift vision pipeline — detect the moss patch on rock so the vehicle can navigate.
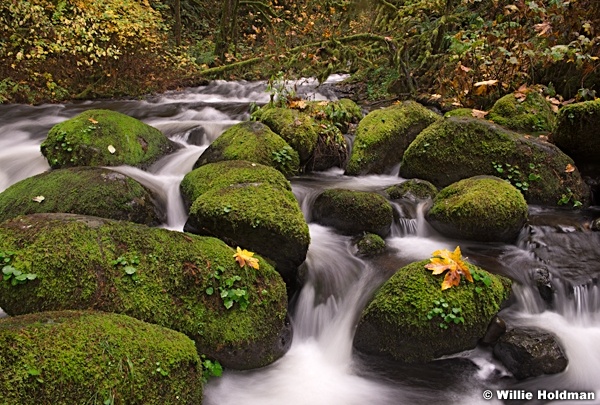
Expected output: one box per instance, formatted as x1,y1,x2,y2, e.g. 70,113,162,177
444,108,476,118
255,107,319,163
181,160,291,209
355,233,386,257
386,179,438,201
0,310,202,405
400,117,588,206
345,101,440,175
40,109,177,169
488,91,556,132
354,260,511,363
0,167,164,225
0,213,290,370
185,182,310,288
192,121,300,178
552,99,600,171
304,98,363,133
312,188,393,237
426,176,528,242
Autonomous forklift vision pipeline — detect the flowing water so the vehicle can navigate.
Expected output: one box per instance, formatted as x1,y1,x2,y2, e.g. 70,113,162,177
1,77,599,404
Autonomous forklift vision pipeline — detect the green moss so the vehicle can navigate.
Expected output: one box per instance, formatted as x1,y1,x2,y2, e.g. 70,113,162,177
355,260,511,363
304,98,362,132
193,121,300,177
0,311,202,405
0,167,163,225
40,109,175,169
400,117,588,206
553,99,600,163
488,91,556,132
312,188,393,237
255,107,319,162
427,176,527,242
386,179,438,200
0,213,288,370
346,101,440,175
355,233,386,256
181,160,291,209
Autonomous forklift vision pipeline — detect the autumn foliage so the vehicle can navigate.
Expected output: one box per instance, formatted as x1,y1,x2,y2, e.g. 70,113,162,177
425,247,473,290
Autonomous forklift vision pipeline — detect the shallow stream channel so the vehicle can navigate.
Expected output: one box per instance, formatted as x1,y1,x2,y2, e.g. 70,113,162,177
1,76,599,404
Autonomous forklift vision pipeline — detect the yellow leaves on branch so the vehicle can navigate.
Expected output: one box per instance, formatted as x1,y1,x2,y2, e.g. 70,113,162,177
233,247,260,270
425,247,473,290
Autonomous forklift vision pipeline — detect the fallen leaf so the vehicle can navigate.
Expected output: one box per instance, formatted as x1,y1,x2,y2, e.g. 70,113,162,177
565,163,575,173
460,65,471,72
425,246,473,290
108,145,116,154
471,109,488,118
517,84,528,92
32,195,45,203
547,97,561,105
474,79,499,87
534,21,552,36
289,99,307,110
514,92,527,102
430,94,442,100
88,117,98,124
233,247,260,270
538,135,549,141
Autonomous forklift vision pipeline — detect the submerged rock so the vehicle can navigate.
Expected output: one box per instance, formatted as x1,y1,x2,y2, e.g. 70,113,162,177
0,213,291,370
400,117,588,206
386,179,438,201
488,91,556,132
493,327,568,380
346,101,440,175
426,176,528,243
312,188,393,237
0,311,203,405
40,109,177,169
0,167,164,225
354,259,511,363
183,161,309,289
193,121,300,178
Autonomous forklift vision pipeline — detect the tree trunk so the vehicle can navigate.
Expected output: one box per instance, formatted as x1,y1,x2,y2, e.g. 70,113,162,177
174,0,181,47
214,0,240,61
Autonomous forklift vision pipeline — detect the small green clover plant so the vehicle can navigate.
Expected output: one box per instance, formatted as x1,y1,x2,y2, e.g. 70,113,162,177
426,298,464,329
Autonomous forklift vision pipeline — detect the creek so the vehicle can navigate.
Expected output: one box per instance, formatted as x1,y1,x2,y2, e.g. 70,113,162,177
0,77,599,404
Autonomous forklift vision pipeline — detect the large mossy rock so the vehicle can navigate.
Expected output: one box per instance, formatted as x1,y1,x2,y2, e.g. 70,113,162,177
354,260,511,363
345,101,440,175
426,176,528,242
40,109,177,169
552,99,600,175
312,188,394,237
181,160,291,208
192,121,300,178
488,91,556,132
0,311,202,405
0,213,291,370
0,167,164,225
183,161,310,289
386,179,438,201
254,107,319,163
400,117,589,206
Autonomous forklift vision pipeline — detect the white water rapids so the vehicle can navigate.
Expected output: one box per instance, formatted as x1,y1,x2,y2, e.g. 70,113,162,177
1,77,599,404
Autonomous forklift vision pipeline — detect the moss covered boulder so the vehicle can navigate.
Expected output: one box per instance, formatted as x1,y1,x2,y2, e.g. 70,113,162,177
40,109,177,169
400,117,589,206
488,91,556,132
183,162,310,288
312,188,393,237
193,121,300,178
0,213,291,370
355,233,386,257
386,179,438,201
426,176,528,242
345,101,440,175
0,167,164,225
181,160,291,208
552,99,600,175
304,98,363,133
0,311,202,404
354,260,511,363
255,107,319,163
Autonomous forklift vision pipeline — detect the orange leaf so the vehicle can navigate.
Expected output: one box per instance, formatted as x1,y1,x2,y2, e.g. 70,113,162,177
471,109,488,119
425,246,473,289
565,163,575,173
88,117,98,124
442,270,461,290
233,247,260,269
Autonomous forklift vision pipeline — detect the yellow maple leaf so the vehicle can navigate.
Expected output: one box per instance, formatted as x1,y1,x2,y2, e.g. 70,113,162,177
425,246,473,290
88,117,98,124
233,247,260,270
